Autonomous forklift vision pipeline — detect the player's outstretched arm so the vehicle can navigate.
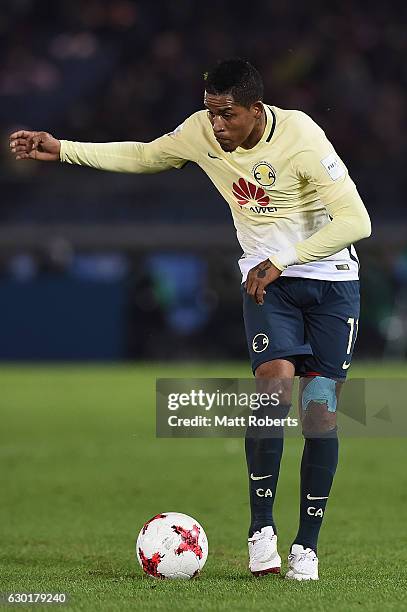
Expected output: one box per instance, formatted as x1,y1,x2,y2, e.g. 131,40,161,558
9,130,61,162
8,132,184,173
9,116,197,174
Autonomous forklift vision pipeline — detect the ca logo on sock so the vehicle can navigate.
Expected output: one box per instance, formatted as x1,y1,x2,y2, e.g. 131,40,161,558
256,488,273,497
307,506,324,517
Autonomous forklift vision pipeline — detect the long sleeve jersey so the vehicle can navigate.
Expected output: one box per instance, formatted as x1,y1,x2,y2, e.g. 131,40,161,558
60,105,371,281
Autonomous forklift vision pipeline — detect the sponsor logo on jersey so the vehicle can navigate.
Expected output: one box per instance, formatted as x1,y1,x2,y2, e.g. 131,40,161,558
232,178,278,214
248,205,278,213
233,178,270,207
252,161,276,189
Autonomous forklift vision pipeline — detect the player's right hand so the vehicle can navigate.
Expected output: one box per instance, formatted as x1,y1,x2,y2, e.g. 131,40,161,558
9,130,61,162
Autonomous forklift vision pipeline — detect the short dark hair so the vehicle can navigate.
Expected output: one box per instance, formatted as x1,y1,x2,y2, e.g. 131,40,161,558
204,58,264,108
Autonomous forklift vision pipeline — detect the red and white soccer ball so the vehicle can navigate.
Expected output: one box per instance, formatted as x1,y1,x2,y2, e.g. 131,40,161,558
136,512,208,579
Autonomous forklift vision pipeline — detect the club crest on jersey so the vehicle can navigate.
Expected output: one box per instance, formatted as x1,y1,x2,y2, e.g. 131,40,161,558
252,161,276,190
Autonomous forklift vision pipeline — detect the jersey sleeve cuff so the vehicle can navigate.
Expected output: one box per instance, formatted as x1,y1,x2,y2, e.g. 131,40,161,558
59,140,67,162
269,246,299,270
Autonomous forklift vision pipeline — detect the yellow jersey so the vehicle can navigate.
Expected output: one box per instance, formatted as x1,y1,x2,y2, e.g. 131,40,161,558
60,104,371,281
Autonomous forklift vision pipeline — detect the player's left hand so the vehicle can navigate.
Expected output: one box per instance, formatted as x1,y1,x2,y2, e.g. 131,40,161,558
245,259,282,305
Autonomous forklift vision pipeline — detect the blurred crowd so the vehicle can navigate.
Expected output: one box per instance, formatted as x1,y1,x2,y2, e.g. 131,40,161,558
0,0,406,360
0,0,406,216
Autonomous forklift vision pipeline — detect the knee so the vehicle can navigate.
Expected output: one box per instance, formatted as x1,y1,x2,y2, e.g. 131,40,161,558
255,360,294,379
255,360,294,406
255,362,274,378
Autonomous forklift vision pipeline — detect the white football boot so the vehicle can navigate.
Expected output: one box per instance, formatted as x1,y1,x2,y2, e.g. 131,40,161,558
285,544,319,581
248,526,281,576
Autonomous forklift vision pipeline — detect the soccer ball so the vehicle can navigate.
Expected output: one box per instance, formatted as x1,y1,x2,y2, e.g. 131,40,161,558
136,512,208,579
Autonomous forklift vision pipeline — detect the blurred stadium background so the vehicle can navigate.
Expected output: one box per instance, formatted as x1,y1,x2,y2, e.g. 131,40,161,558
0,0,406,362
1,3,406,609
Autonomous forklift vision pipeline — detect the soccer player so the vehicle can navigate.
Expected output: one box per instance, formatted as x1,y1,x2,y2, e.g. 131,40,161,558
9,59,371,580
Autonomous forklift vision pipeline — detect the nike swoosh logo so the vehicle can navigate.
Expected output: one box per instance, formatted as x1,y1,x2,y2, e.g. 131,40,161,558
250,473,272,481
306,494,328,500
207,152,222,159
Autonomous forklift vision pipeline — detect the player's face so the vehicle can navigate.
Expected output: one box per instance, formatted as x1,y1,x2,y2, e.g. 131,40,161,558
204,92,263,152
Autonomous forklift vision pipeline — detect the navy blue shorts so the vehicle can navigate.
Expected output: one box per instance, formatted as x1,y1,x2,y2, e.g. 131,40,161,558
242,277,360,380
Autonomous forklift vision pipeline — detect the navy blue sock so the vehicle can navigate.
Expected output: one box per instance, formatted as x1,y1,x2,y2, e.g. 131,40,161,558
246,436,283,536
245,404,290,537
293,431,338,553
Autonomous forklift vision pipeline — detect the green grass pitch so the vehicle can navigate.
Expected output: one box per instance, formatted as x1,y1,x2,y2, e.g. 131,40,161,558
1,362,406,611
